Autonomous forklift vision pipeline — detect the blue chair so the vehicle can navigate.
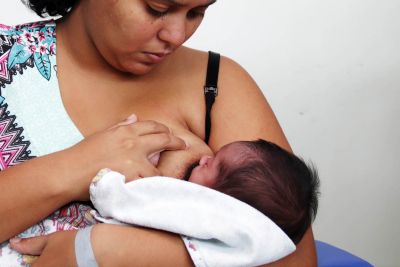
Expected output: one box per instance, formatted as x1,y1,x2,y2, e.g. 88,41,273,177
316,241,374,267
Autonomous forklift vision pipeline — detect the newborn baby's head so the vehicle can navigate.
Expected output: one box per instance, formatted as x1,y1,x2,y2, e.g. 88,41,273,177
184,139,320,244
183,140,246,186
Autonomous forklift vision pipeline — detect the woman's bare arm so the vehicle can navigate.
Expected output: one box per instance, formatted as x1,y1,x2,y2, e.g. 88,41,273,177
0,120,186,242
0,149,82,242
208,56,317,267
10,224,193,267
265,228,317,267
92,224,193,267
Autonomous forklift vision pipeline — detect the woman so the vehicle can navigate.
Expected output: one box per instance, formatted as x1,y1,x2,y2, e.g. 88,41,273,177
0,0,316,266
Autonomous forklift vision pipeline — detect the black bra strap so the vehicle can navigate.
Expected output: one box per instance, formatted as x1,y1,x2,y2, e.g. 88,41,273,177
204,51,220,144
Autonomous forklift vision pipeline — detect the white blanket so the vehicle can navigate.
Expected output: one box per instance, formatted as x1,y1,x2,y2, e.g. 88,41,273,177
89,169,295,267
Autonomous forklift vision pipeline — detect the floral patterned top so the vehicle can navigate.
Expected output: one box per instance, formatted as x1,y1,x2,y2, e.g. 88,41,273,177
0,20,96,266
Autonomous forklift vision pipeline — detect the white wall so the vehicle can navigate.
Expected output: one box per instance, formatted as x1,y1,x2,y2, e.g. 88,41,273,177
1,1,399,266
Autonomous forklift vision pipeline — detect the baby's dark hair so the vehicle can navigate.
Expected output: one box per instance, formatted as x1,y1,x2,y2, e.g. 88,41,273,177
22,0,77,17
211,139,320,244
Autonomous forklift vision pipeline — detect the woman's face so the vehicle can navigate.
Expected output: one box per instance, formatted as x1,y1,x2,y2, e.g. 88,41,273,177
80,0,216,74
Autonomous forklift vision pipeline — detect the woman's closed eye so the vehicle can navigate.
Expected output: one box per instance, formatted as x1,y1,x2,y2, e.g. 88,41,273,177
187,8,206,19
146,2,207,20
146,3,169,18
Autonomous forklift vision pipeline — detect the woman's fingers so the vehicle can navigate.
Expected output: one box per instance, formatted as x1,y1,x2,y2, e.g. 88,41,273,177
109,119,171,135
9,235,48,256
12,231,79,267
141,133,187,154
130,120,172,136
138,160,161,178
109,117,187,151
108,114,138,129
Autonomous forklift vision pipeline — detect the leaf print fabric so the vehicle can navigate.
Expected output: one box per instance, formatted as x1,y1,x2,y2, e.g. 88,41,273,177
1,21,56,81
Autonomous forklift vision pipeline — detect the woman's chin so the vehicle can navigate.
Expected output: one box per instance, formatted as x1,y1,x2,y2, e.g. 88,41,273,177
114,60,156,76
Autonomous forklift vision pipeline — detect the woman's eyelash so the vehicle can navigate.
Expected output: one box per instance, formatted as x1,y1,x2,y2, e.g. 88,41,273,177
147,6,168,18
146,5,205,20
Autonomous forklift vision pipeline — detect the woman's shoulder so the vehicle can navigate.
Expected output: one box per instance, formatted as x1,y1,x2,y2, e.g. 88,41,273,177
0,20,57,85
181,47,259,92
173,47,251,82
177,47,243,67
0,20,57,58
160,46,260,103
0,20,55,36
0,20,56,51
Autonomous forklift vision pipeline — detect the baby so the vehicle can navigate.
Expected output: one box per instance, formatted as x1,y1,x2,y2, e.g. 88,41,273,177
182,139,320,244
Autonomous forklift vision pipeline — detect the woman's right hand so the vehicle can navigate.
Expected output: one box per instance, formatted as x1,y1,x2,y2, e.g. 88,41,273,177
66,115,187,200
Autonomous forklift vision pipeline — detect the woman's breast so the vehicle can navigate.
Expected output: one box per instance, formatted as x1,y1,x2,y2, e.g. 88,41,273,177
155,127,213,179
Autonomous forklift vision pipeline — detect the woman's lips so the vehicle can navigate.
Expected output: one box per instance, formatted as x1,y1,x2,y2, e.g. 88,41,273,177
143,52,168,64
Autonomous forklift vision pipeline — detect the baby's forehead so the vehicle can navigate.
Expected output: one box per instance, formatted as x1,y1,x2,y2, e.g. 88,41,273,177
217,142,253,163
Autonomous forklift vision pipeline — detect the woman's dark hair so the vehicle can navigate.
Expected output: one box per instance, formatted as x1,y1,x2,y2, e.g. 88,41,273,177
22,0,78,17
212,139,320,244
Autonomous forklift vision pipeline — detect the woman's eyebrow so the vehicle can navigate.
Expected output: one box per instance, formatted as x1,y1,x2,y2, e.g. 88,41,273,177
161,0,217,7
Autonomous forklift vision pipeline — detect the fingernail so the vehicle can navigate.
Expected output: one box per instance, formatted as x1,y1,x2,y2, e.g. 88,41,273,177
126,114,137,122
185,140,190,149
10,237,21,243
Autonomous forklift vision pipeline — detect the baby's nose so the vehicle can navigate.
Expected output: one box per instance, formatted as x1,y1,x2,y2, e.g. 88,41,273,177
199,155,213,166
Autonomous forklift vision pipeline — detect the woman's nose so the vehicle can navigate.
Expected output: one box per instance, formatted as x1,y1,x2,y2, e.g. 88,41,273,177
158,18,187,47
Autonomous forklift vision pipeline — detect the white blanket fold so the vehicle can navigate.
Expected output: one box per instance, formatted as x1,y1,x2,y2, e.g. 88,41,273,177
89,169,295,267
